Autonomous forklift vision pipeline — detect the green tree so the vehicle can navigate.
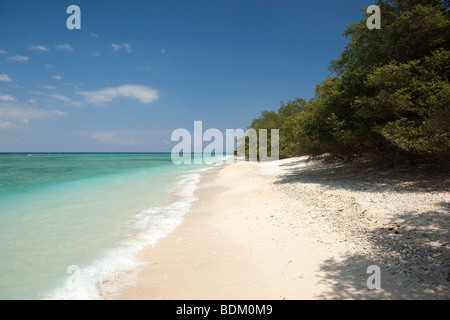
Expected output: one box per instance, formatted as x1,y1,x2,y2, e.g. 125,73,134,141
317,0,449,159
247,98,306,157
246,0,449,160
359,49,450,158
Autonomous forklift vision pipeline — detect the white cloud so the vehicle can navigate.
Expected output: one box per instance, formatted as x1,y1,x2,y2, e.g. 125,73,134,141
0,74,12,82
0,136,21,143
89,131,145,145
0,120,14,130
77,84,158,106
111,44,122,52
79,130,165,146
92,52,100,57
6,55,29,62
112,43,132,53
32,91,70,102
51,75,62,80
0,94,15,101
41,85,55,90
31,91,83,107
0,103,67,129
44,93,71,102
160,48,167,53
77,129,171,147
91,33,99,38
28,45,49,52
55,44,74,52
122,43,132,53
0,49,7,54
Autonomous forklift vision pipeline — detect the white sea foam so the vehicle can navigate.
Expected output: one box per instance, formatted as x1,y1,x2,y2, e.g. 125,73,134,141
45,166,212,300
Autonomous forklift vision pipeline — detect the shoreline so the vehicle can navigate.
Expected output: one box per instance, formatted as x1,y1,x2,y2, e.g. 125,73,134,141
113,163,276,299
113,157,449,300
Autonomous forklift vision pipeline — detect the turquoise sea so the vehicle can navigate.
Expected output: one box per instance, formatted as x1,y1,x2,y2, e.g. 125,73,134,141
0,153,216,299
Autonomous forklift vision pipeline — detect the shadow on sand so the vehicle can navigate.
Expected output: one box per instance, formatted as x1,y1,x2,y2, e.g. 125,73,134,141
316,202,449,299
275,157,450,194
275,157,449,299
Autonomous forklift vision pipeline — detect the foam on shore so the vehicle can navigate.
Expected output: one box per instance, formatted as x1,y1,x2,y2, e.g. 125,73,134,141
46,167,211,300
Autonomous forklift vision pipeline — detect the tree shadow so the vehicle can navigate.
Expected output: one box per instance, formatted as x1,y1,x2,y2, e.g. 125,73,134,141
275,157,450,193
316,203,450,300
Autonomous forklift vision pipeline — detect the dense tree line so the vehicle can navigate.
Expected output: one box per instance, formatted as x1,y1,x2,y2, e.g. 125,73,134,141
246,0,449,161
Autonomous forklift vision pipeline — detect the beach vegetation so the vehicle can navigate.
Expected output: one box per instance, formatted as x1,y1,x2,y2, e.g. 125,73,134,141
245,0,450,161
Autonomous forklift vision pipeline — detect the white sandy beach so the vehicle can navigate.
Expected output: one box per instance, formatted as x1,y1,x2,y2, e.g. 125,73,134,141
113,157,449,300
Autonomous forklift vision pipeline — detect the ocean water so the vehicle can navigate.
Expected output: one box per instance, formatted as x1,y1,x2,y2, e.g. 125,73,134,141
0,153,218,300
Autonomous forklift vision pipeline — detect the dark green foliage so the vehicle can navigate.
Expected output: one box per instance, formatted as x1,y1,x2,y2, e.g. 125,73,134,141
246,0,449,160
358,49,450,158
248,98,306,156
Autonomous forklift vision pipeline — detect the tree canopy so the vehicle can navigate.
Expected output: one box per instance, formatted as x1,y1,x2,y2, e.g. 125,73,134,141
246,0,449,160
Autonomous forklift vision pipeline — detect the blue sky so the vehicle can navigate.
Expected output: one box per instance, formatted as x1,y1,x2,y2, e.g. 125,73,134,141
0,0,373,152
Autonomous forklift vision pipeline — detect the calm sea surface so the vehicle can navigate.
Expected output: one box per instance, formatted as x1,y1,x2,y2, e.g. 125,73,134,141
0,153,214,299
